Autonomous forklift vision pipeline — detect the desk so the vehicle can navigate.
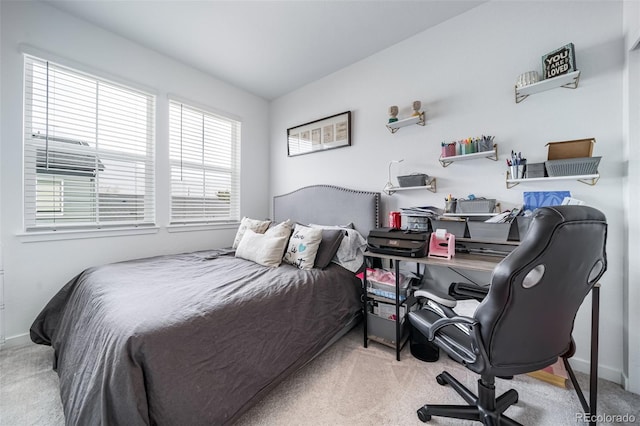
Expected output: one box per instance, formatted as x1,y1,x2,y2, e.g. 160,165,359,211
362,250,601,426
362,251,505,361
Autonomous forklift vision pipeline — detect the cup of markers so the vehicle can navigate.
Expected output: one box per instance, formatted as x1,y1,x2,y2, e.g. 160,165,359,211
507,151,525,179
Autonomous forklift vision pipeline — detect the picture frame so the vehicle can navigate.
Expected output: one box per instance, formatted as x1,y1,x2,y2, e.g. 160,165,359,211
287,111,351,157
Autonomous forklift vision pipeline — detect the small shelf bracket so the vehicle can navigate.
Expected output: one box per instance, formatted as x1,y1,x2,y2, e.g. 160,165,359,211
439,144,498,167
577,175,600,186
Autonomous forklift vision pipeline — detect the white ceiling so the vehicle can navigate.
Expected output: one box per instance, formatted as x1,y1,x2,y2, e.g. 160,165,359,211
44,0,486,100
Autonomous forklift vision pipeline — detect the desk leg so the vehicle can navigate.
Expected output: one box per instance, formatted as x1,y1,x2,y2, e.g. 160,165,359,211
564,285,599,425
395,259,401,361
589,285,599,426
363,262,368,348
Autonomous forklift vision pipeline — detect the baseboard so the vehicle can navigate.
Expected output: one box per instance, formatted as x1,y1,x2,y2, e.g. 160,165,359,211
568,356,622,384
622,372,640,395
0,333,31,350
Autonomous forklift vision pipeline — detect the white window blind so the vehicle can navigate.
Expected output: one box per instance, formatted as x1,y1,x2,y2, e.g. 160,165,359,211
169,100,241,224
23,55,155,231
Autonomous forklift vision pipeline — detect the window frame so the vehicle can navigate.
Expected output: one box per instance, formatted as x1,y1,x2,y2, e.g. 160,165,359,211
22,53,157,232
168,98,241,225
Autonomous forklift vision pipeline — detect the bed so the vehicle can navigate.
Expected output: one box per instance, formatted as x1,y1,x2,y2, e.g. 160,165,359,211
30,185,380,425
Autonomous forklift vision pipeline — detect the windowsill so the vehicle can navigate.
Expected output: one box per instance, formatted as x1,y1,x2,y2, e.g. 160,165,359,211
16,222,240,242
166,222,240,233
17,226,160,243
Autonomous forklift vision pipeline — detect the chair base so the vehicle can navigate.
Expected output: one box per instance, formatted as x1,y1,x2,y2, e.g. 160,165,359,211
417,371,522,426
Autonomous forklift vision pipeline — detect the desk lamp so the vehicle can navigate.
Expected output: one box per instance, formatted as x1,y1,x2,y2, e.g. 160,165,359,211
383,159,404,194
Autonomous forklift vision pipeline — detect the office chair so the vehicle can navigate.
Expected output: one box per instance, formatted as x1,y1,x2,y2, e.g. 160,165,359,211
408,205,607,425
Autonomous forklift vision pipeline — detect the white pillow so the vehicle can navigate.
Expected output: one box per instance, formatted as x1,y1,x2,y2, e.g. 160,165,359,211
232,217,271,249
235,229,289,267
283,224,323,270
265,219,293,238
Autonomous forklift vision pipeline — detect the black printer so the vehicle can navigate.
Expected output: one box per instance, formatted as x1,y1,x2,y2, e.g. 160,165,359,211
367,228,430,258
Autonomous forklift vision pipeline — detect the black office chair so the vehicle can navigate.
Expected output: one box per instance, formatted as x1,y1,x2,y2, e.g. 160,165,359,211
408,205,607,425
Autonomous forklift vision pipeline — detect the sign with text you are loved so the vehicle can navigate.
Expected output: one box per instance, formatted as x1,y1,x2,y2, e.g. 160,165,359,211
542,43,576,79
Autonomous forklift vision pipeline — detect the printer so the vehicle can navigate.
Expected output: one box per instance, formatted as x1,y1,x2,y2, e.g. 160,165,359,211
367,228,430,258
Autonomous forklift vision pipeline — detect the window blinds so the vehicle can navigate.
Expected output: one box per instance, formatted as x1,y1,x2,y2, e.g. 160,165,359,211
169,100,241,224
23,55,155,231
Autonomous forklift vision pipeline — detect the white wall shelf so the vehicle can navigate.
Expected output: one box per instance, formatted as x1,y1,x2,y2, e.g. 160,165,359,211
386,111,425,133
439,144,498,167
505,171,599,189
515,70,580,103
383,177,437,195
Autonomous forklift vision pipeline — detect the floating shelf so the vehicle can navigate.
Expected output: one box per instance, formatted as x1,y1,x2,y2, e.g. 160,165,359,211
505,171,599,189
515,70,580,103
384,177,437,195
386,111,425,134
439,144,499,167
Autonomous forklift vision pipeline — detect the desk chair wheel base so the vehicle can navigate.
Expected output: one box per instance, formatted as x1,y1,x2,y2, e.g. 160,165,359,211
415,372,522,425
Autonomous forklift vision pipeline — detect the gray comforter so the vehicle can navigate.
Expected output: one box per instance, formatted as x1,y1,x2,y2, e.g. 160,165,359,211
30,249,362,425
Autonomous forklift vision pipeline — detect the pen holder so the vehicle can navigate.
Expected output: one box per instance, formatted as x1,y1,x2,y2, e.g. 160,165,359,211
441,144,456,158
477,139,493,152
510,165,524,179
460,143,476,155
444,200,457,213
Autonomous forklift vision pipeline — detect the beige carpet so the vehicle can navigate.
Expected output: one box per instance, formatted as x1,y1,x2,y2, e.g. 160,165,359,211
2,325,639,425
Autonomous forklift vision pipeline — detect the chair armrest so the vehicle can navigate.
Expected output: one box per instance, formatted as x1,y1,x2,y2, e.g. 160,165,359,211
427,315,478,341
414,289,457,308
449,282,489,302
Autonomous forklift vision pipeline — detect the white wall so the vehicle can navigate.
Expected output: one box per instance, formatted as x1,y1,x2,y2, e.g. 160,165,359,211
270,1,626,383
0,1,270,342
0,1,4,344
623,0,640,394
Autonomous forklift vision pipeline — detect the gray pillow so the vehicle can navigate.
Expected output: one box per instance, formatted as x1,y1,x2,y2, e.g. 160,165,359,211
314,229,346,269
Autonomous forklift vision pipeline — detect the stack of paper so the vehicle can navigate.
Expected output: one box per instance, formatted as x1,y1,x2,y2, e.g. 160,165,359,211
400,206,443,218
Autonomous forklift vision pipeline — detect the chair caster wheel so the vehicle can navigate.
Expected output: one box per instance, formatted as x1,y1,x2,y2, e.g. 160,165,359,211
417,407,431,422
436,374,447,386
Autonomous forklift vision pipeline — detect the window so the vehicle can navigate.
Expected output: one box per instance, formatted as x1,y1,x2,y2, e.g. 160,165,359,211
169,100,241,224
23,55,155,231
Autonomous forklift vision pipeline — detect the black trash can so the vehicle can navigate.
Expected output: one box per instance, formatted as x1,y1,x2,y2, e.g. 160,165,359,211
409,320,439,362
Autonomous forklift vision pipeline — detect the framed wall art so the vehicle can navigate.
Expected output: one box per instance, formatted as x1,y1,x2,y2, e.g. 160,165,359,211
287,111,351,157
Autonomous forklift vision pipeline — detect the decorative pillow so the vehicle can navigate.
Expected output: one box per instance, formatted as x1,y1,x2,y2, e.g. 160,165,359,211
283,224,323,270
314,229,346,269
235,229,289,267
232,217,271,249
265,219,293,238
266,219,293,255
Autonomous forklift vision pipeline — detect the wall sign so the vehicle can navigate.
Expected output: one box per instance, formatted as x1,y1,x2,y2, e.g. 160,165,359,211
542,43,576,79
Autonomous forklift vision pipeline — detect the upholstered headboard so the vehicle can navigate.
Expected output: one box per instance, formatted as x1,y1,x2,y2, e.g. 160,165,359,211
273,185,380,235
